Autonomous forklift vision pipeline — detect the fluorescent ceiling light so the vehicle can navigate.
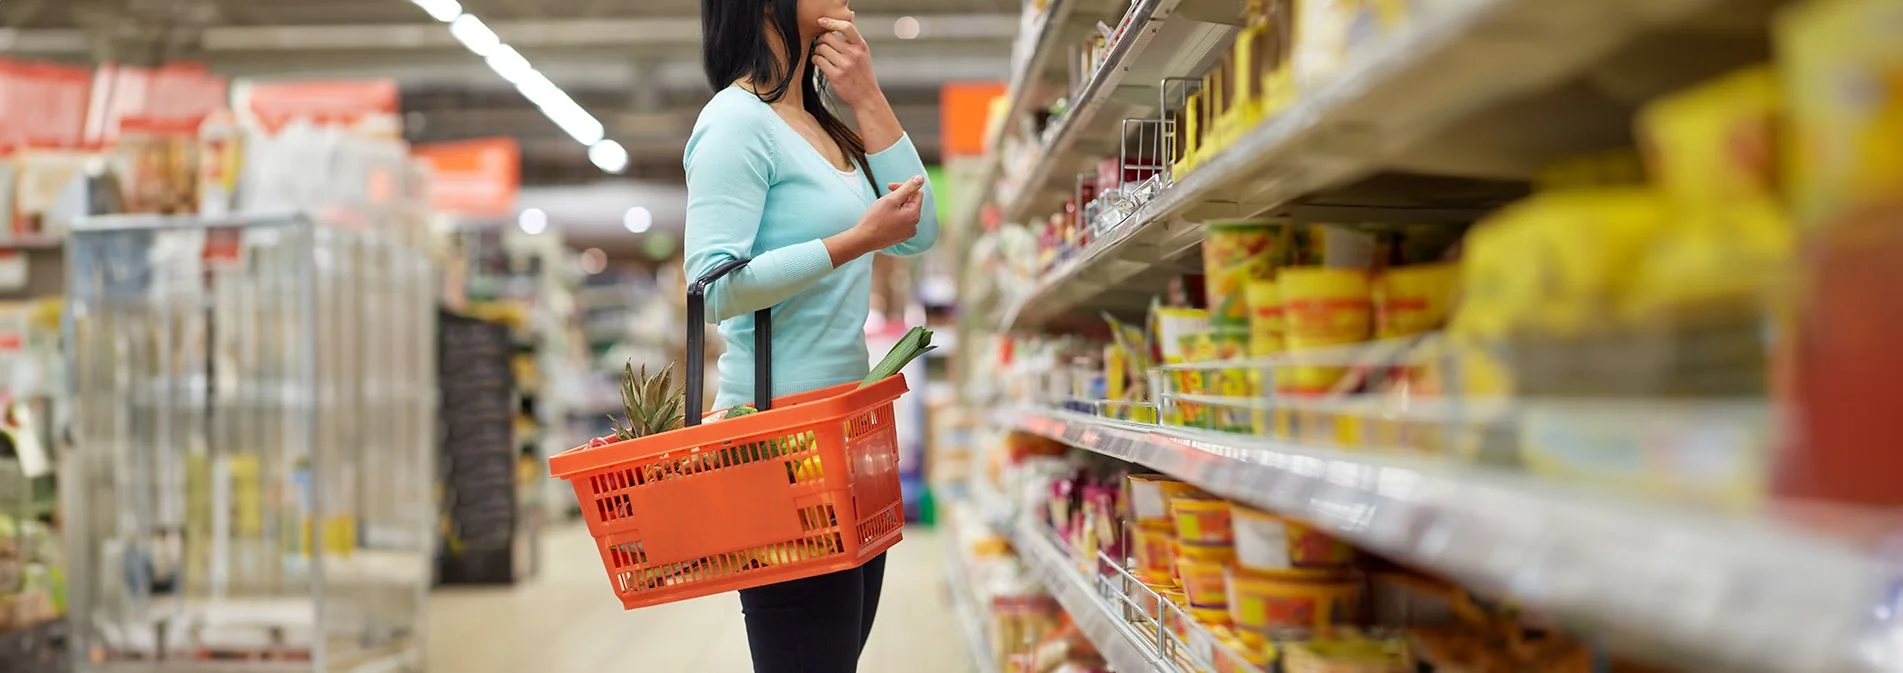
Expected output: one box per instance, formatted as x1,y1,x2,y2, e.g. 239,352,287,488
411,0,463,22
549,103,607,146
484,46,535,84
622,206,652,233
518,207,549,234
448,14,501,56
412,2,619,173
590,140,630,174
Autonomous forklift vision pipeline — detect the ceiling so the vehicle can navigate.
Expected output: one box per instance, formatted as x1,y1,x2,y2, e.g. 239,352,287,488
4,0,1015,250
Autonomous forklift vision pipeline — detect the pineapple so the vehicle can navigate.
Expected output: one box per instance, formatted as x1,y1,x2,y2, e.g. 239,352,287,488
608,361,686,442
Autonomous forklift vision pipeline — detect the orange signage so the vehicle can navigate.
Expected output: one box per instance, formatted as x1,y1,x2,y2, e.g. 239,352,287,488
940,81,1006,158
414,137,521,217
240,79,400,135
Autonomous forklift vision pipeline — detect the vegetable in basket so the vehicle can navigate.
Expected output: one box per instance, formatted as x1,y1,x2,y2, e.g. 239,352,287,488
861,326,935,386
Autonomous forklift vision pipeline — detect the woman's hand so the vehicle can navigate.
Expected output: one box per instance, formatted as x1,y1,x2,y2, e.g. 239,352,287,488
824,176,925,267
813,15,883,109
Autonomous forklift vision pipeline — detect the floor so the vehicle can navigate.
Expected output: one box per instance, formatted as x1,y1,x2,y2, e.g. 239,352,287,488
427,521,975,673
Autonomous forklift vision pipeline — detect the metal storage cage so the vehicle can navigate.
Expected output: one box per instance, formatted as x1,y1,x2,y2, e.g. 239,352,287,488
62,212,436,672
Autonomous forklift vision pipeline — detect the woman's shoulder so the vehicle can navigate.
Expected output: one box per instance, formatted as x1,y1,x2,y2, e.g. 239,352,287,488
694,88,780,135
687,88,780,159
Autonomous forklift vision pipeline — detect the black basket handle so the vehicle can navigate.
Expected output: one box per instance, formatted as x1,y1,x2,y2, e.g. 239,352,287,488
684,259,772,427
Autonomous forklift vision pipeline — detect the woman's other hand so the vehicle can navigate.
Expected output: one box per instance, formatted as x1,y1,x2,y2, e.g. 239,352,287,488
825,175,924,266
813,15,882,108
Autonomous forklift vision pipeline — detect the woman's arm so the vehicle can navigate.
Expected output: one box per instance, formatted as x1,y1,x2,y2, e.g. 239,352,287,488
865,133,939,257
682,115,835,323
812,17,940,257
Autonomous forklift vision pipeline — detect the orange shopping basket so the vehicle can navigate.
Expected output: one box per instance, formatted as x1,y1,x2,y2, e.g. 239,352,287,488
549,258,907,610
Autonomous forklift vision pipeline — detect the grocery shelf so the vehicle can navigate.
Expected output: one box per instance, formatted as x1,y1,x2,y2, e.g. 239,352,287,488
1009,515,1176,673
943,524,1004,673
991,0,1076,158
999,406,1896,673
997,0,1776,329
997,0,1240,224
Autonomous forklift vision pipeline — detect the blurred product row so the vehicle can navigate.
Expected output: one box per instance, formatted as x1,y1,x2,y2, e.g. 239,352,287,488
941,0,1901,672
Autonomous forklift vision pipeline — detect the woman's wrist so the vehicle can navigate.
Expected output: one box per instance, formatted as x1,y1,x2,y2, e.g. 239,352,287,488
822,227,873,268
850,92,905,154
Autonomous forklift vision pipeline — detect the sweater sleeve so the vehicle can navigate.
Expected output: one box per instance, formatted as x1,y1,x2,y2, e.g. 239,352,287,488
682,110,836,323
865,133,939,257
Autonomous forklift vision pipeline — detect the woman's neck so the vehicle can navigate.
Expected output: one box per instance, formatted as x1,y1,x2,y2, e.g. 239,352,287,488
738,27,808,110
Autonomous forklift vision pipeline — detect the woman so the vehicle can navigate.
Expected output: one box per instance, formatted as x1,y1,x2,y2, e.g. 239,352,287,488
682,0,939,669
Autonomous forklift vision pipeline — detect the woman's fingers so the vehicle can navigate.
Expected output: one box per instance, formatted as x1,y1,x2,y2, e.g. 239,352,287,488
817,15,859,41
811,53,838,75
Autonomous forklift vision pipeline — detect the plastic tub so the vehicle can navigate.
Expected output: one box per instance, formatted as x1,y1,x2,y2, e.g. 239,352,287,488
1226,568,1361,633
1231,505,1354,573
1128,474,1197,523
1179,557,1232,608
1171,495,1235,544
1133,522,1179,584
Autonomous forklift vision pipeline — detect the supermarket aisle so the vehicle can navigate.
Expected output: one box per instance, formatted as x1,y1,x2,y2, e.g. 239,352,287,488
429,521,973,673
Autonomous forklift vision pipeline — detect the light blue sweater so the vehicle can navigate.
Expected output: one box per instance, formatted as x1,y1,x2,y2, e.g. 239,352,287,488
683,87,938,410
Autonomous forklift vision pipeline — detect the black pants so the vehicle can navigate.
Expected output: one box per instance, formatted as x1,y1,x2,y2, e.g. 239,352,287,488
739,553,888,673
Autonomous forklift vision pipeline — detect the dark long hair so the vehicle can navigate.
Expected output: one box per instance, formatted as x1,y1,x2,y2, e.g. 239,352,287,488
701,0,876,191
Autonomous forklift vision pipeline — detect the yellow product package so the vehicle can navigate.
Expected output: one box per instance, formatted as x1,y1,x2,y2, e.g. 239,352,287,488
1461,188,1673,337
1622,195,1796,322
1245,280,1288,436
1209,329,1254,432
1278,267,1372,393
1178,332,1215,429
1636,65,1783,209
1246,280,1286,356
1149,307,1210,423
1203,218,1291,329
1374,263,1460,340
1776,0,1903,226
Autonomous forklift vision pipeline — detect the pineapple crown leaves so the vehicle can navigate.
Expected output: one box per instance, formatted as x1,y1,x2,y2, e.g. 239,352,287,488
612,361,686,441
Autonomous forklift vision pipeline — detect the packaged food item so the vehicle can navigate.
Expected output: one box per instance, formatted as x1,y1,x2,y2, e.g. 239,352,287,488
1245,280,1285,355
1229,7,1272,133
1205,56,1237,153
1171,495,1235,544
1226,569,1362,632
1132,522,1178,583
1230,505,1354,573
1127,474,1184,522
1284,633,1412,673
1212,631,1269,673
1154,306,1210,424
1373,263,1459,339
1775,0,1903,225
1203,218,1291,329
1178,558,1232,607
1782,201,1903,508
1208,329,1254,432
1636,65,1783,208
1176,92,1208,177
1177,331,1216,428
1278,267,1372,393
1176,539,1239,566
1453,188,1671,337
1293,224,1380,268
